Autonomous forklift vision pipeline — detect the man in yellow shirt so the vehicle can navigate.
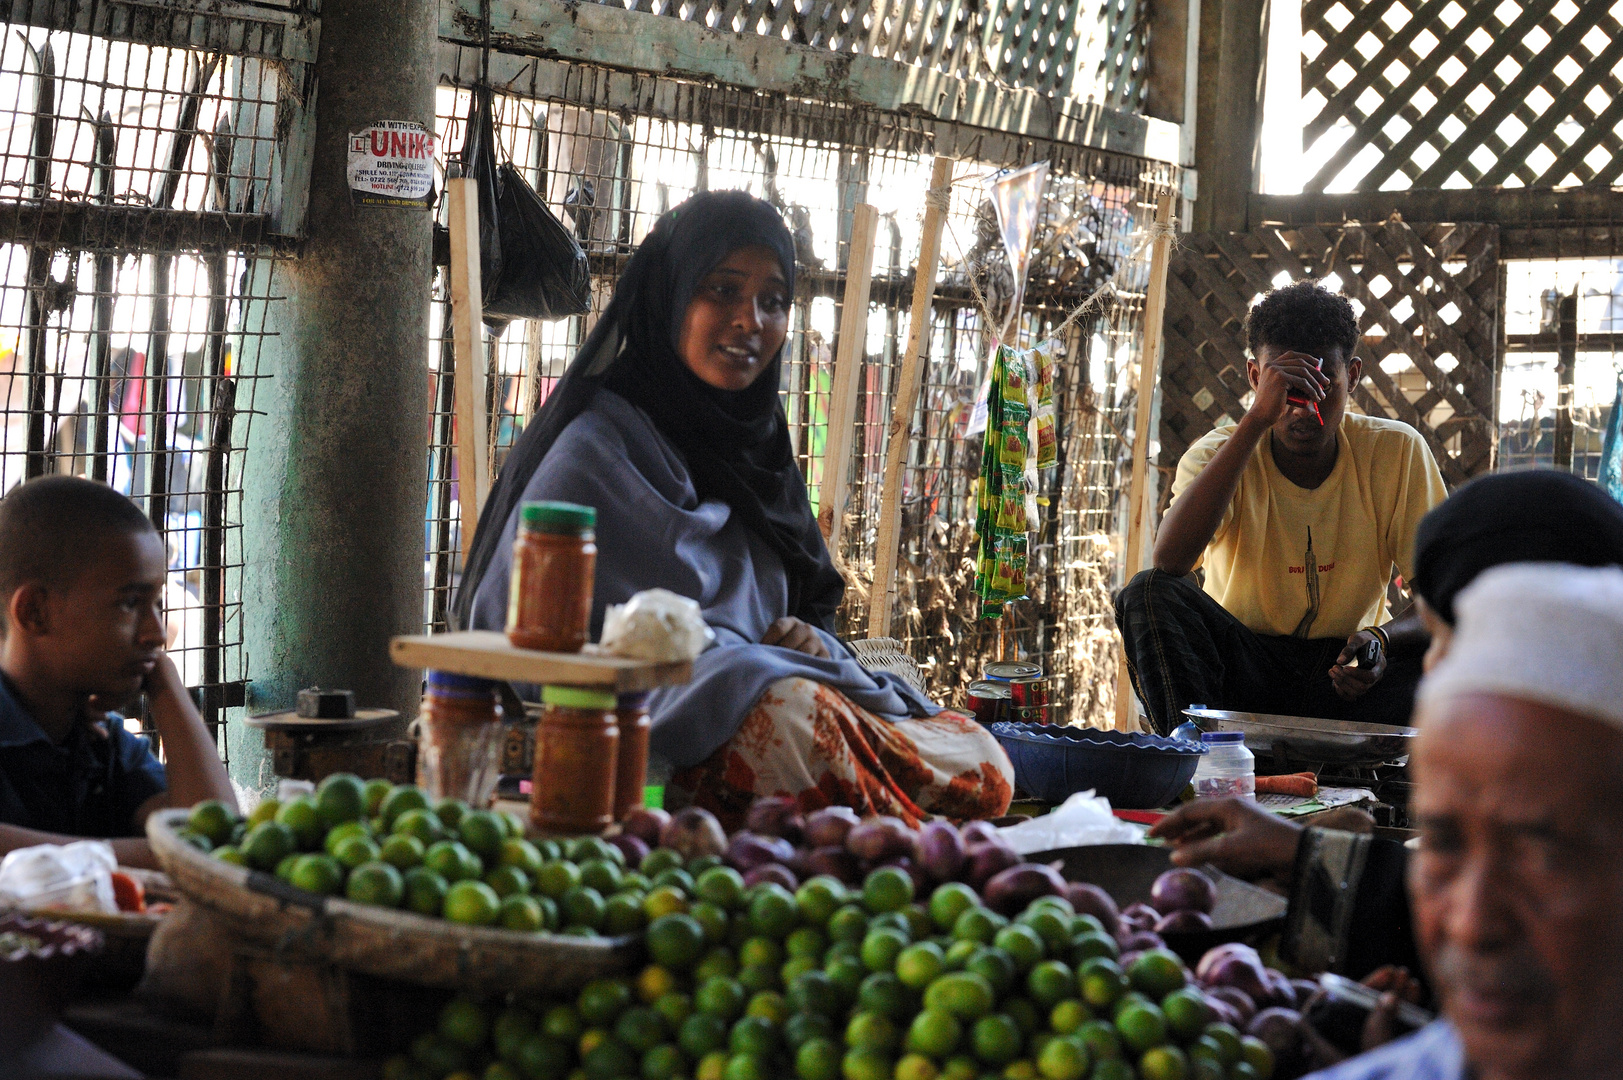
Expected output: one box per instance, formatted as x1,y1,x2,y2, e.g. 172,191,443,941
1116,281,1447,734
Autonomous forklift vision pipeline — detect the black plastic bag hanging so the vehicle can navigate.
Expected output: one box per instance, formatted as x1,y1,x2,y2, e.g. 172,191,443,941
457,84,591,331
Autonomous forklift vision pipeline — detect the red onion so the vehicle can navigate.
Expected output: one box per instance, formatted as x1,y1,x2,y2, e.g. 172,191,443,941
803,807,861,848
1154,909,1214,935
1119,930,1166,953
1063,883,1121,938
982,863,1066,915
610,833,650,867
726,831,797,872
1119,902,1160,934
1206,985,1258,1024
1247,1007,1303,1064
804,846,863,884
1196,943,1272,1004
1150,868,1217,915
621,807,670,846
659,806,727,859
1264,969,1297,1007
745,797,805,843
1202,992,1245,1028
916,821,966,883
965,841,1021,889
845,817,916,862
960,821,1001,847
743,863,799,890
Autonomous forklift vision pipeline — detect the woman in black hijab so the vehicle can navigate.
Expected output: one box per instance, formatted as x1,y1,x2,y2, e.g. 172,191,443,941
458,191,1012,828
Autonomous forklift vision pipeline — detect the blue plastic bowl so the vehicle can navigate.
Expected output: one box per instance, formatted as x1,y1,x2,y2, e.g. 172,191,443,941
991,722,1207,808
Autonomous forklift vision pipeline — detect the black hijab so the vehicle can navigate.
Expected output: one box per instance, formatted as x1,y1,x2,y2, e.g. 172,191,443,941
454,190,845,632
1410,468,1623,624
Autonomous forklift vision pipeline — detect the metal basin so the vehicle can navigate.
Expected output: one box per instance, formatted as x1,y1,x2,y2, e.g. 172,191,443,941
1183,708,1416,768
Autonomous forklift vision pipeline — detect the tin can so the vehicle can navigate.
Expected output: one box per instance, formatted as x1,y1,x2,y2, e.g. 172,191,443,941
984,660,1042,683
1010,704,1051,725
1009,676,1049,708
965,680,1011,726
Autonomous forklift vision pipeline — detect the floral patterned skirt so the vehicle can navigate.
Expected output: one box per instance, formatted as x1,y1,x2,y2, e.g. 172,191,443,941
667,677,1014,830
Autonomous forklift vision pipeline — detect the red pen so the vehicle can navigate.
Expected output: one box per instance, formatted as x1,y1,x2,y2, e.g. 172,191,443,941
1286,356,1325,426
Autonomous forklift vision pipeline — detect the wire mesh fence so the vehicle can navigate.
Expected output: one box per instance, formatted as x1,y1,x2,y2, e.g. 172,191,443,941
0,26,289,753
424,56,1177,728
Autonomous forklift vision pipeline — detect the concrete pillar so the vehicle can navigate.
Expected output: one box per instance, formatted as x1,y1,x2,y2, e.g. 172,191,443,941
234,0,435,795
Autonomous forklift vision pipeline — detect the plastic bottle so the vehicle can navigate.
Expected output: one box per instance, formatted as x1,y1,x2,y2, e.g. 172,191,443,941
1191,731,1256,800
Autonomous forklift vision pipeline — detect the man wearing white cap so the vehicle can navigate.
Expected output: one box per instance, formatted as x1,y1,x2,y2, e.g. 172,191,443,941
1309,562,1623,1079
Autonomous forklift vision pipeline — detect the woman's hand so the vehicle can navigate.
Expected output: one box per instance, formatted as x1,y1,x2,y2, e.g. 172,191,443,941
1148,797,1304,880
761,617,831,658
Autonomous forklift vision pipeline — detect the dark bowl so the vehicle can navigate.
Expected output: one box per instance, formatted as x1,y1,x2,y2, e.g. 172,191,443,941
991,722,1206,808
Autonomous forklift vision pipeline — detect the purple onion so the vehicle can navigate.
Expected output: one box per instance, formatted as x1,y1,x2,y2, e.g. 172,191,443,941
982,863,1067,916
745,797,805,843
803,807,861,848
916,821,966,884
610,833,650,866
965,841,1021,890
1150,868,1217,915
845,817,916,862
726,831,797,872
743,863,800,890
1155,909,1214,935
620,807,670,846
1063,882,1121,938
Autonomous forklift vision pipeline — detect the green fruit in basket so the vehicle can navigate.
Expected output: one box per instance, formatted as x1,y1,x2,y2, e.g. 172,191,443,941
187,800,237,846
363,778,393,816
402,867,449,916
347,861,404,907
333,834,382,871
929,883,980,932
499,838,545,876
276,797,325,850
535,859,583,899
247,799,281,828
952,907,1007,945
641,848,683,876
515,1033,572,1080
862,867,915,915
425,840,483,882
500,810,527,839
315,773,367,827
500,894,546,932
411,1032,468,1076
393,808,446,845
695,866,746,910
212,845,246,866
579,857,623,895
648,914,707,969
579,977,635,1025
381,834,426,870
433,798,469,829
275,853,301,881
460,810,506,860
562,886,607,929
177,830,214,853
795,1038,840,1080
380,785,430,829
439,994,491,1048
485,864,531,898
325,820,371,855
242,821,297,870
994,924,1046,973
483,1063,521,1080
1126,950,1186,999
289,854,345,896
603,892,646,935
1019,907,1073,954
444,880,502,926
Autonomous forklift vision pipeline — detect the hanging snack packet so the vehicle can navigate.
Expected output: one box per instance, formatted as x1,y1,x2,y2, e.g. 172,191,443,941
974,345,1034,619
1031,339,1058,477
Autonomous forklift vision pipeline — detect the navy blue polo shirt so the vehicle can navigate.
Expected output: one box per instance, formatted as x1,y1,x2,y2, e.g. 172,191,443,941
0,674,168,838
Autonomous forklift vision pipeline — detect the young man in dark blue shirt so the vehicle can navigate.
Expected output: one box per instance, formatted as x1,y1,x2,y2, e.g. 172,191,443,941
0,476,237,868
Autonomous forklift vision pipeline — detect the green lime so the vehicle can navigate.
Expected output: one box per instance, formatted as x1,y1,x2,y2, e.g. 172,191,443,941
846,1010,900,1053
393,808,446,846
695,976,747,1021
696,946,739,983
1238,1036,1274,1080
737,963,779,995
940,1056,977,1080
1088,1061,1135,1080
786,1012,835,1050
745,990,789,1026
347,861,404,906
965,947,1017,996
583,1037,639,1080
247,799,281,828
1050,1000,1091,1036
862,867,915,914
729,1015,780,1057
187,800,237,845
562,886,607,929
795,1036,841,1080
952,907,1007,944
922,971,996,1021
829,904,871,943
481,864,528,899
615,1006,669,1053
315,773,367,827
500,810,527,839
1127,950,1186,999
578,977,634,1025
860,926,909,973
579,857,624,895
785,925,827,959
499,893,545,932
748,884,799,938
324,820,372,855
410,1032,468,1076
696,1050,729,1080
381,833,426,870
794,876,845,924
648,914,707,968
1018,908,1072,953
493,1007,535,1062
681,1012,730,1058
541,1004,584,1043
536,859,583,899
691,900,730,945
289,854,344,895
824,954,866,1001
363,779,393,816
642,1043,684,1080
1005,996,1040,1035
444,880,501,925
841,1048,893,1080
213,845,246,866
927,883,979,931
641,848,682,876
722,1051,770,1080
274,853,300,881
993,924,1045,973
512,1033,571,1080
788,971,843,1018
333,834,382,871
569,836,621,865
455,810,505,862
1070,914,1105,937
1138,1045,1188,1080
499,838,545,876
1077,958,1127,1010
402,867,449,916
275,797,325,850
737,936,782,970
896,942,946,989
1036,1036,1090,1080
1198,1024,1241,1067
906,1008,963,1058
970,1014,1022,1066
858,972,911,1021
434,798,469,829
1114,1002,1167,1055
604,892,647,935
380,785,430,830
1075,1020,1120,1063
944,939,979,971
1026,960,1075,1007
894,1053,935,1080
1068,933,1119,966
425,840,482,882
1160,989,1210,1042
439,995,490,1048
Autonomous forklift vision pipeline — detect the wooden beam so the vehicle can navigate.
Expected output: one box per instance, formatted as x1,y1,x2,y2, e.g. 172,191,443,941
869,157,953,639
1190,0,1265,231
439,0,1181,163
447,174,489,566
0,200,290,254
820,203,880,555
0,0,319,62
1143,0,1192,126
1115,190,1177,731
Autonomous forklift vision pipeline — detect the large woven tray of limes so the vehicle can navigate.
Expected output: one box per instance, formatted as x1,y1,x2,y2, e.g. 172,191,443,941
146,776,641,993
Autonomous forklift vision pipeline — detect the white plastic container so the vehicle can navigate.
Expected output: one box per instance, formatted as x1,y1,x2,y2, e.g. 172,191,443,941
1192,731,1256,800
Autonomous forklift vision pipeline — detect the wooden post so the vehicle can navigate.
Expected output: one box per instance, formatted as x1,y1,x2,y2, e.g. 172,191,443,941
1114,190,1177,730
1554,288,1577,471
820,203,881,554
447,172,489,563
868,157,953,639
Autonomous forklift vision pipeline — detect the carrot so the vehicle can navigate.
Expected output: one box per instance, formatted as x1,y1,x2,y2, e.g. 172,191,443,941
110,871,145,914
1255,773,1318,798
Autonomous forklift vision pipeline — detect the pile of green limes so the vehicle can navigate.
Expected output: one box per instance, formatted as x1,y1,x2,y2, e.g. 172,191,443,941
380,854,1278,1080
187,778,654,932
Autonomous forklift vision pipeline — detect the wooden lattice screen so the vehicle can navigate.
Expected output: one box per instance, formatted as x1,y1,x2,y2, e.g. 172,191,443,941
581,0,1146,103
1159,221,1499,490
1301,0,1623,191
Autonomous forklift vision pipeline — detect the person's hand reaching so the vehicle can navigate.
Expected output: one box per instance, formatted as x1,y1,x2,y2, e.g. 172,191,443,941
1148,797,1304,881
761,617,831,658
1329,628,1385,700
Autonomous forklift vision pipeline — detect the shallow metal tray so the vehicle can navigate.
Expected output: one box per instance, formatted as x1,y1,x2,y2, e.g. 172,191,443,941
1183,708,1417,767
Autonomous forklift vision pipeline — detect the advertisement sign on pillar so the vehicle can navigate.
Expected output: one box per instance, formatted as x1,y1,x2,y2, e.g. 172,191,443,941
347,121,437,208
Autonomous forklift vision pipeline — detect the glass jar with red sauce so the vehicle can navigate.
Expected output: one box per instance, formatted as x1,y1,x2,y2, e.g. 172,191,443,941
612,692,651,821
530,685,619,834
506,501,597,652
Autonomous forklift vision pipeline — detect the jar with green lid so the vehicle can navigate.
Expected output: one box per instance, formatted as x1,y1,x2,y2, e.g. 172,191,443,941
507,500,597,653
530,684,619,834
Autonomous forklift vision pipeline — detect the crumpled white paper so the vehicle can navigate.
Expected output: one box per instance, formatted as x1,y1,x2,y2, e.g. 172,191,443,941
0,840,119,913
601,588,714,663
995,790,1145,854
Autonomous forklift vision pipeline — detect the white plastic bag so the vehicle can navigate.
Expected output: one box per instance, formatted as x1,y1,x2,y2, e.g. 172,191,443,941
995,790,1144,854
0,840,119,913
601,588,714,663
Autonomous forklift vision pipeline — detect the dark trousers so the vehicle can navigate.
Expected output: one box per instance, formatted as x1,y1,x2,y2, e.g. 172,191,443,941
1114,569,1422,735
